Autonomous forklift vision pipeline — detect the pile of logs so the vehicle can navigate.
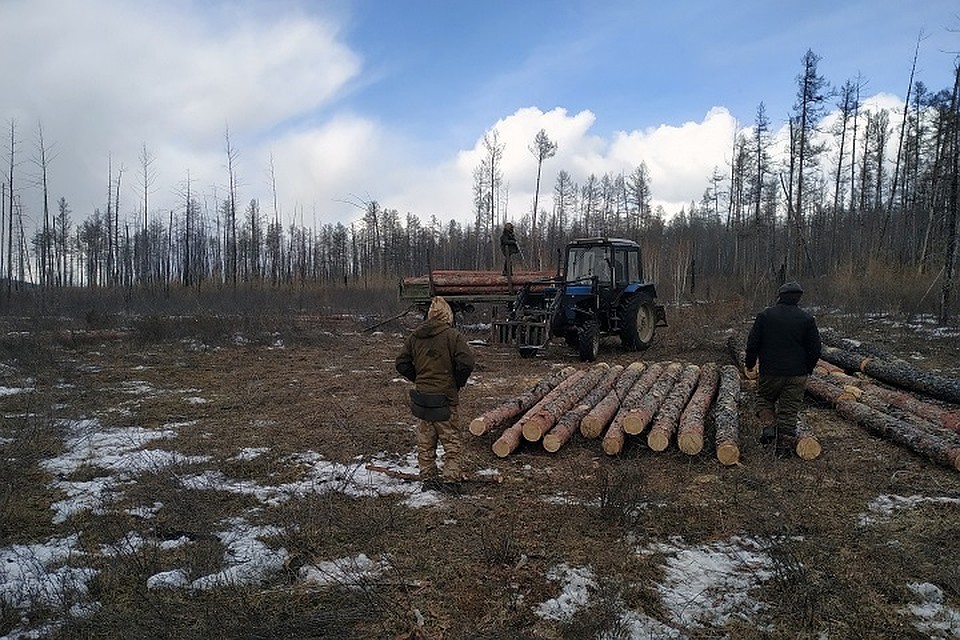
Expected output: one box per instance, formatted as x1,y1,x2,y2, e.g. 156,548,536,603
470,361,746,465
808,358,960,472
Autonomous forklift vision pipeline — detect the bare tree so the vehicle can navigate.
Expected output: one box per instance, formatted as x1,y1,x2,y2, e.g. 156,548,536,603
529,129,557,268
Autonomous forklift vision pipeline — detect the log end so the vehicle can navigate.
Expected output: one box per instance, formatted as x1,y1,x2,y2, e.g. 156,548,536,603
602,438,622,456
622,411,648,436
542,434,561,453
716,442,740,466
491,439,513,458
796,436,822,460
522,417,546,442
580,416,603,439
677,432,703,456
468,418,488,436
647,429,670,452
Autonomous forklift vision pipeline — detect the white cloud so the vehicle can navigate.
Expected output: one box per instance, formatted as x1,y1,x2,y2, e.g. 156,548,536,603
0,1,911,236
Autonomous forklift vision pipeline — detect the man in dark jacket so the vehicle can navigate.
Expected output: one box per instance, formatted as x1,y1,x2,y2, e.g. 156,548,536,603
500,222,520,276
744,281,821,456
396,296,475,492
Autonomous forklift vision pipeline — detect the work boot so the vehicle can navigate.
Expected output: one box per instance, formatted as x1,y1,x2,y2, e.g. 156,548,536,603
758,409,777,445
775,440,793,459
441,481,462,496
421,478,443,492
759,426,777,445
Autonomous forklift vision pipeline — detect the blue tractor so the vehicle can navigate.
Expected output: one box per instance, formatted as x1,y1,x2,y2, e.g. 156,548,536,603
493,237,667,361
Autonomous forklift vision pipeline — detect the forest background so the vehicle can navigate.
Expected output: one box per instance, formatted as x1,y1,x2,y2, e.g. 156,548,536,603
2,48,959,323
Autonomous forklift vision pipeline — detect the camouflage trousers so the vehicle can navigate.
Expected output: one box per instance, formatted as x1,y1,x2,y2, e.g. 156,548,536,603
416,405,463,482
756,374,808,432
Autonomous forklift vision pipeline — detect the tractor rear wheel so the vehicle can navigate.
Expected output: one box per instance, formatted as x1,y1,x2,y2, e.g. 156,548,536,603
621,294,656,350
577,320,600,362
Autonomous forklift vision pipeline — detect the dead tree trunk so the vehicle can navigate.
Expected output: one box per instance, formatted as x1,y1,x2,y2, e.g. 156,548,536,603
580,361,647,438
543,365,624,453
714,364,742,466
648,364,701,451
622,362,683,435
470,366,576,435
807,374,960,472
678,362,720,455
522,365,610,442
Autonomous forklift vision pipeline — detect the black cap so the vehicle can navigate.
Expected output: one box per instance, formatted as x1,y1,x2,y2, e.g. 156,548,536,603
777,281,803,296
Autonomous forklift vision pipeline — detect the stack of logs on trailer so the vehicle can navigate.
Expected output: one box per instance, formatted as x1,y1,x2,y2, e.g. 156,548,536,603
469,360,762,466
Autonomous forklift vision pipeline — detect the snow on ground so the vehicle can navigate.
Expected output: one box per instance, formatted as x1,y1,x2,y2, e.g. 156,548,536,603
903,582,960,639
857,494,960,527
642,535,775,630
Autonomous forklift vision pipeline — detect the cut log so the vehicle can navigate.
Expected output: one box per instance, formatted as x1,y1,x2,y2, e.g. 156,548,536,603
543,365,624,453
601,362,668,456
807,374,960,472
601,418,626,455
714,365,741,466
621,362,682,435
647,364,701,451
580,362,647,438
777,417,823,460
677,363,719,455
470,366,576,436
819,344,960,405
492,421,526,458
521,364,610,442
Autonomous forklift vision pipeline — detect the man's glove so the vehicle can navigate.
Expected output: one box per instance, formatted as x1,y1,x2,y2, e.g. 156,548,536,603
744,363,759,380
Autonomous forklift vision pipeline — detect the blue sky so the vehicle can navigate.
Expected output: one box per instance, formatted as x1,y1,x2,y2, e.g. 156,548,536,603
1,0,958,232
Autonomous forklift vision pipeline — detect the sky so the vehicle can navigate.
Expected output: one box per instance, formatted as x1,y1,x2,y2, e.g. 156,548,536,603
1,0,958,234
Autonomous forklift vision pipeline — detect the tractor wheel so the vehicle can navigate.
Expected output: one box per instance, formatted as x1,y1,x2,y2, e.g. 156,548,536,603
621,294,656,351
577,320,600,362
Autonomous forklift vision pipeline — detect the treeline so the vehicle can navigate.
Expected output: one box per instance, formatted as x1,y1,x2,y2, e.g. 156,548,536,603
2,50,959,321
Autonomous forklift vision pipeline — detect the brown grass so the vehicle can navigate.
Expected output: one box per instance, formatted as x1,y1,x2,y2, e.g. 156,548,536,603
1,295,958,639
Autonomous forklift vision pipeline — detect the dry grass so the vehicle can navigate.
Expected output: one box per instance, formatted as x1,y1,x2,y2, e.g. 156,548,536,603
1,295,958,639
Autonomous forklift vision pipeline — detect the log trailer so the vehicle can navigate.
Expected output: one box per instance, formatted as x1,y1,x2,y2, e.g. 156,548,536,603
399,237,667,361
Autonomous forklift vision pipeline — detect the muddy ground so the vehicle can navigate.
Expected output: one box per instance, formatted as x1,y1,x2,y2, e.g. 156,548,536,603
2,299,960,639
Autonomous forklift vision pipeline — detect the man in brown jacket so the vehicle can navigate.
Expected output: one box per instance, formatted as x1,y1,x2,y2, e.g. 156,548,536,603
395,296,475,493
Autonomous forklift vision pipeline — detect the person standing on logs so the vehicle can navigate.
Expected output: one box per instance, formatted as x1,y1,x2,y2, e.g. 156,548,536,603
500,222,520,276
395,296,475,493
744,281,822,457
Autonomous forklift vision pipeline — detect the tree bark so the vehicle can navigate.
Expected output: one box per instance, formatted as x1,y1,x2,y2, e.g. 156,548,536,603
543,364,624,452
622,362,682,435
580,361,647,438
470,366,576,436
678,362,720,455
714,365,742,466
648,364,701,451
521,365,610,442
807,374,960,472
